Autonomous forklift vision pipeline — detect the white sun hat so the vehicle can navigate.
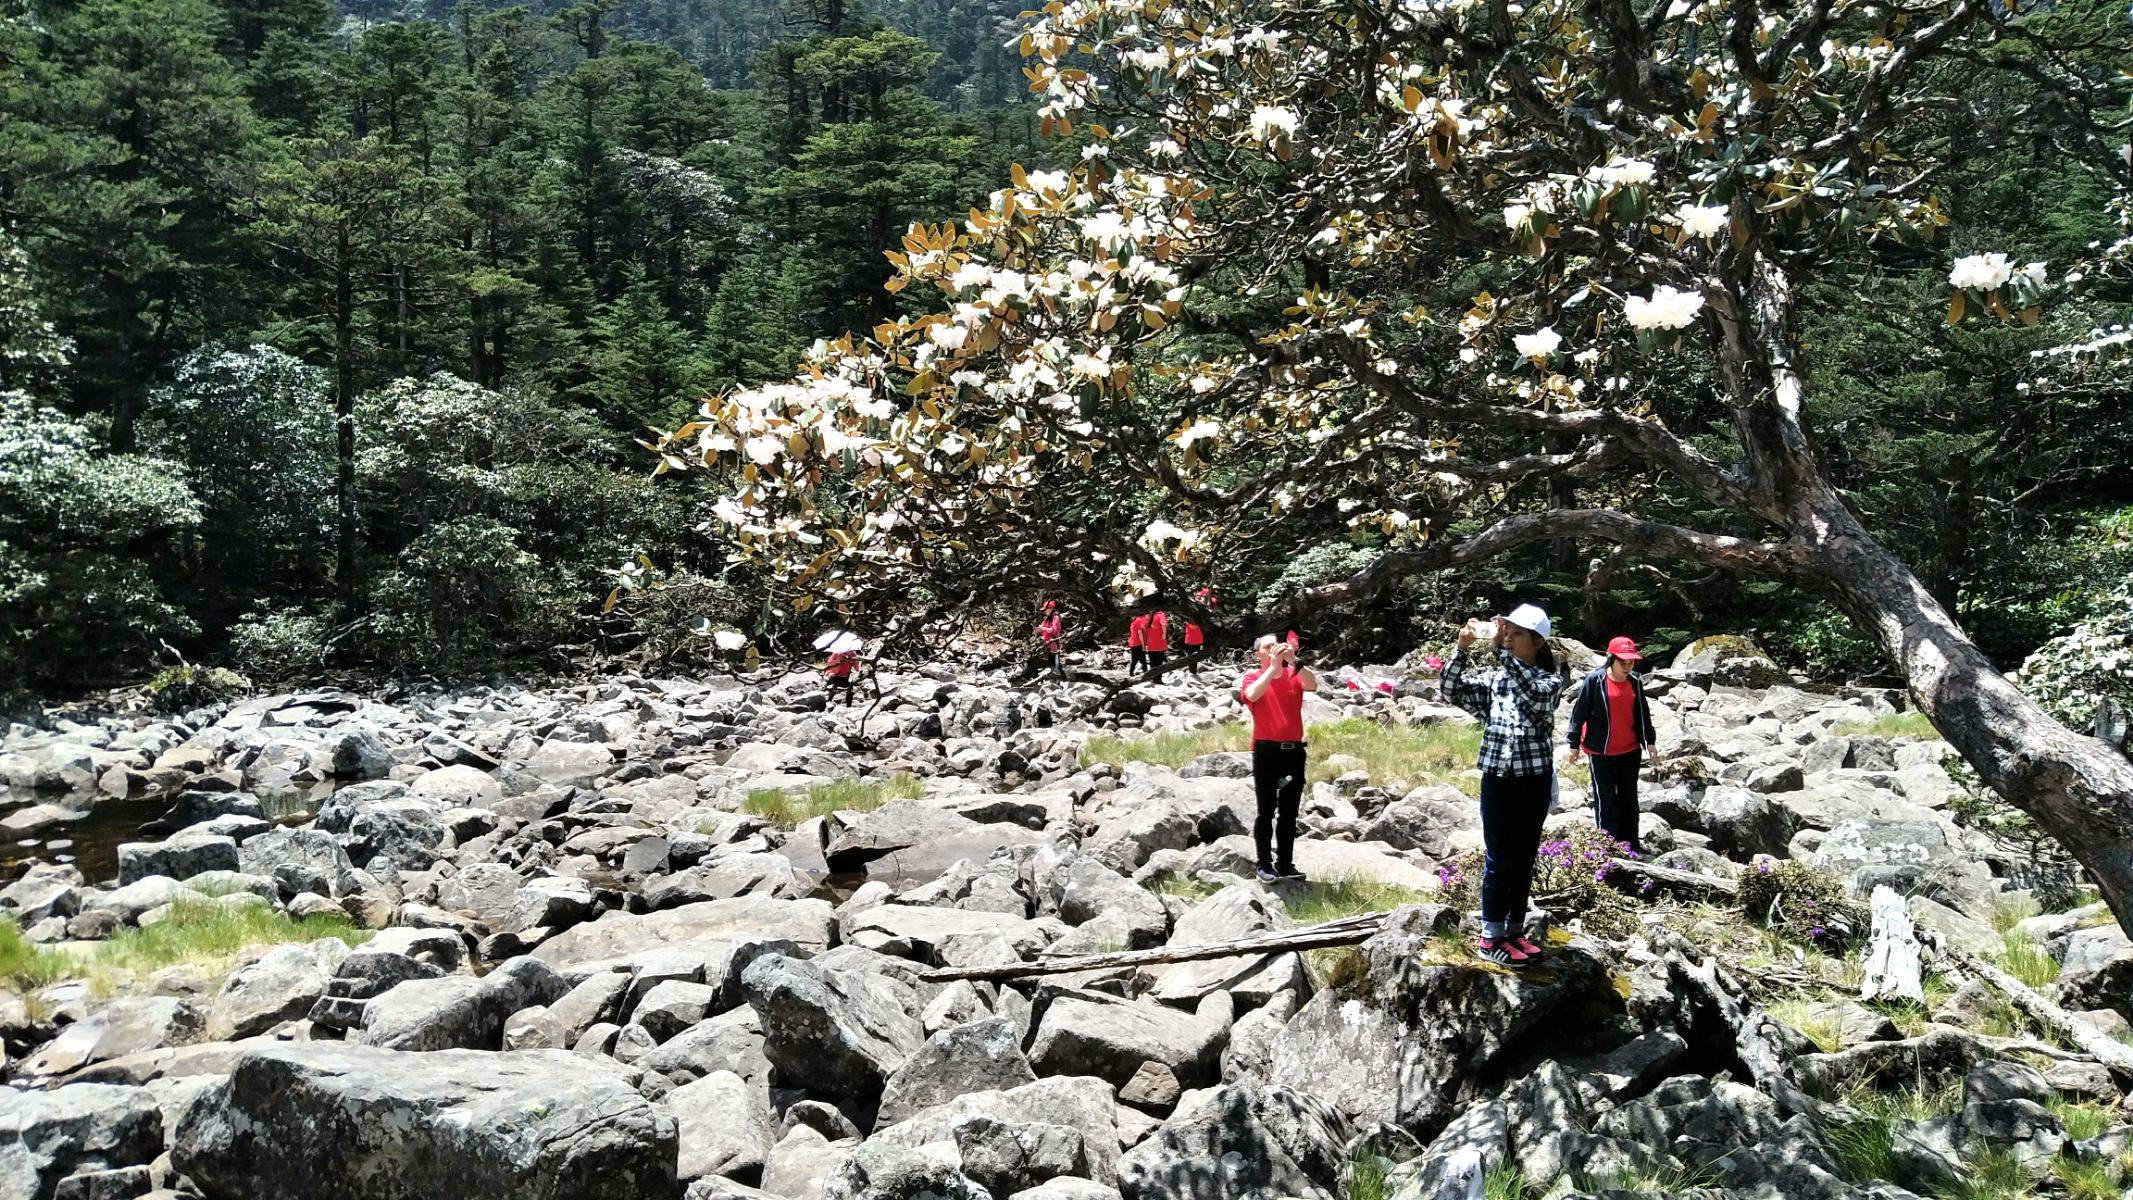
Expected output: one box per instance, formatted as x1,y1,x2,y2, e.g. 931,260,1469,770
1504,603,1552,639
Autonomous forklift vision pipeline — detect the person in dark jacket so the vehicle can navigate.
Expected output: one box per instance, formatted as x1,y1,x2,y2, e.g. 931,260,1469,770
1565,636,1662,851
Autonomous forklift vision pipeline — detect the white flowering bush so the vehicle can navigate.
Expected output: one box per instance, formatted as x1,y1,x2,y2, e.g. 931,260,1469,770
2018,587,2133,747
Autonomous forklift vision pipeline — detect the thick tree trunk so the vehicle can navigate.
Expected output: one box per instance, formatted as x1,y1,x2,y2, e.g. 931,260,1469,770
1803,492,2133,937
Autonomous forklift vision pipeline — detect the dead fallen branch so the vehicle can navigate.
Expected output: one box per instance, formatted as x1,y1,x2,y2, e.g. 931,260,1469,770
917,910,1388,982
1931,936,2133,1078
1608,858,1740,899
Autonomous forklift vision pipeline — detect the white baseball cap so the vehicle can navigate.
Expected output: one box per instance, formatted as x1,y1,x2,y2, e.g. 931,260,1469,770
1504,603,1552,639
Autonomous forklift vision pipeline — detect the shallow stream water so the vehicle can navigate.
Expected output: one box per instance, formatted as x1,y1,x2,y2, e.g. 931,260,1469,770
1,785,327,886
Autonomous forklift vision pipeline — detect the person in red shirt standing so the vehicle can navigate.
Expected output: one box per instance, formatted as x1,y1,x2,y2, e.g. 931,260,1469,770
1142,608,1170,677
824,648,859,706
1182,589,1212,659
1241,633,1319,882
1036,601,1065,677
1565,636,1662,851
1127,612,1148,673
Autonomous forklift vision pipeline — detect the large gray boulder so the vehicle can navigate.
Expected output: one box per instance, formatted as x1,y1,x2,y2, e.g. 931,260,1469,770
877,1016,1038,1126
741,954,925,1106
667,1069,776,1184
238,827,358,898
206,939,349,1040
643,855,811,908
822,1144,990,1200
15,997,205,1079
533,898,835,968
1116,1083,1352,1200
1054,858,1169,949
1264,906,1607,1133
761,1126,854,1200
1649,785,1793,859
1028,992,1230,1092
1141,884,1294,1005
0,1083,164,1200
355,956,569,1051
116,832,239,885
172,1042,678,1200
869,1077,1123,1187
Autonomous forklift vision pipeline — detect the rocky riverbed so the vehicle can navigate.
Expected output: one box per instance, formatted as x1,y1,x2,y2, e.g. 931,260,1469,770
2,639,2130,1200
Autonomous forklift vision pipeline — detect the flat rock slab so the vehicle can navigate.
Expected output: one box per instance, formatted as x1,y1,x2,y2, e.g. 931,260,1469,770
532,897,836,967
172,1042,678,1200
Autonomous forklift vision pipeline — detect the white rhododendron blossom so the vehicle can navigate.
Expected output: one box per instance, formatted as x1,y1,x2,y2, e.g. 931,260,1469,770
1175,419,1224,450
1594,157,1656,187
928,324,969,351
1249,105,1299,142
1676,204,1728,237
1624,286,1705,331
1513,328,1562,359
743,435,783,465
1949,252,2013,291
1504,203,1532,229
711,630,748,652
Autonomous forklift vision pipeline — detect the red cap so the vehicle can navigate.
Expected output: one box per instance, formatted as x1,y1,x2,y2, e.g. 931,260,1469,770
1607,636,1642,661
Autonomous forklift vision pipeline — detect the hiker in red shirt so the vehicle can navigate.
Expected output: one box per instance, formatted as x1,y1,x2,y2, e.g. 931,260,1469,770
1183,589,1213,656
1565,635,1661,851
1143,608,1170,677
1036,601,1065,678
1127,613,1149,673
1241,633,1318,883
824,649,858,706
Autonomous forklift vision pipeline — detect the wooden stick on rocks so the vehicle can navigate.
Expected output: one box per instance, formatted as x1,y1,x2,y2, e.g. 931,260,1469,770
918,910,1388,982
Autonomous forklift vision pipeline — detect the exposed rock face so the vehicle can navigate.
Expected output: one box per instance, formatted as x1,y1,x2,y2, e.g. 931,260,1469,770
171,1043,679,1200
0,1083,165,1200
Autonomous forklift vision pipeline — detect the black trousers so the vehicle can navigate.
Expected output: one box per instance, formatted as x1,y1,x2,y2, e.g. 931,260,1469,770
1589,749,1642,849
1252,741,1307,871
1146,650,1167,675
1479,771,1551,938
827,676,854,704
1130,647,1148,671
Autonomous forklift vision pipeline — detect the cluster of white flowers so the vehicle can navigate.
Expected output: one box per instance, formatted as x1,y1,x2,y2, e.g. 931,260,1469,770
1249,105,1300,142
1624,285,1705,330
1592,157,1656,187
1512,327,1562,359
711,630,749,652
1675,204,1729,237
1175,418,1224,450
1948,252,2012,291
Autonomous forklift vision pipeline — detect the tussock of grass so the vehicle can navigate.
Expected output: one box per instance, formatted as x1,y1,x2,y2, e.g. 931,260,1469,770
1282,874,1427,926
1831,710,1941,740
1825,1079,1964,1185
1993,930,2060,990
1482,1164,1529,1200
1573,1162,1723,1193
94,897,369,976
1990,894,2042,935
2052,1154,2127,1200
739,773,925,829
1080,718,1484,794
0,916,71,994
5,900,367,998
1145,872,1223,902
1946,1147,2030,1200
1343,1149,1393,1200
1769,997,1846,1054
2048,1097,2115,1143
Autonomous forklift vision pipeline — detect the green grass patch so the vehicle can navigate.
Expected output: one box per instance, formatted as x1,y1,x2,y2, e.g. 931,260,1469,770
2048,1097,2116,1143
1282,874,1428,926
2052,1154,2129,1200
737,773,925,829
1144,871,1224,902
1945,1147,2030,1200
1830,710,1941,740
93,896,370,977
1826,1079,1965,1185
1079,718,1484,793
1993,930,2060,990
1482,1164,1530,1200
1768,997,1845,1054
0,916,72,994
1572,1162,1724,1193
1989,894,2042,935
1343,1150,1393,1200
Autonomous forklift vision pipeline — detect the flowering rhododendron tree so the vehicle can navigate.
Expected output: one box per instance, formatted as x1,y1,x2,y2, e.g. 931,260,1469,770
651,0,2133,933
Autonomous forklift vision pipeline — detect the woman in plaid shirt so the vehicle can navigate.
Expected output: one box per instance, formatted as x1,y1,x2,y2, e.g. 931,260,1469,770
1439,603,1563,968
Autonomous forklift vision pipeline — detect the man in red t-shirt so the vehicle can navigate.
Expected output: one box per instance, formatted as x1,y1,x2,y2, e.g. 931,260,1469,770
1183,588,1213,652
1143,609,1170,677
1127,613,1148,672
1241,633,1319,882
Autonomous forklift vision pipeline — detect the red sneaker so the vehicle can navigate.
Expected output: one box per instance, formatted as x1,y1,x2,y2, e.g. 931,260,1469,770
1474,936,1533,968
1509,935,1545,958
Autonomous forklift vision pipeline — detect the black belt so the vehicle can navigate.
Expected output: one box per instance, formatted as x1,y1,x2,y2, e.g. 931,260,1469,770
1255,740,1307,750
